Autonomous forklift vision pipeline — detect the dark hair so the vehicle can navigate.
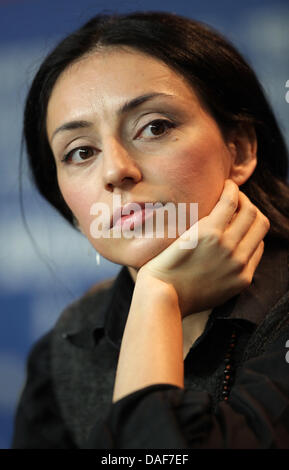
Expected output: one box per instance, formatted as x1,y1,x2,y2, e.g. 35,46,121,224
23,11,289,242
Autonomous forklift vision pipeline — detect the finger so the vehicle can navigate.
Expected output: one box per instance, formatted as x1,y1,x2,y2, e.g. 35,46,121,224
205,179,239,231
233,212,270,268
239,240,265,287
222,192,258,250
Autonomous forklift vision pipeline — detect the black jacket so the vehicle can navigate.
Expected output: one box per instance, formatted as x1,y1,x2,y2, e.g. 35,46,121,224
12,239,289,448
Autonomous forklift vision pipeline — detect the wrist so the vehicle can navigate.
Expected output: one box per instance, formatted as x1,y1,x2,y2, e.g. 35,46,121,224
134,268,180,312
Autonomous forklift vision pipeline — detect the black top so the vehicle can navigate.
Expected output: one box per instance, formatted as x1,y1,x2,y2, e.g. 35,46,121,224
12,240,289,449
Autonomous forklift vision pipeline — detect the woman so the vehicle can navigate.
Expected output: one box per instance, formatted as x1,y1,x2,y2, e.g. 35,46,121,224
12,11,289,449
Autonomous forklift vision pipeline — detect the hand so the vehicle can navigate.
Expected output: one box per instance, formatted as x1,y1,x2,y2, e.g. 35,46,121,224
137,179,270,317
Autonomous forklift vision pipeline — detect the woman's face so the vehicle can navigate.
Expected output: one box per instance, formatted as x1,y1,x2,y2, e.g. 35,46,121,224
46,47,239,269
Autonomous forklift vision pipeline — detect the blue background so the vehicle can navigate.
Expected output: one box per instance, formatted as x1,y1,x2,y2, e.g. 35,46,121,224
0,0,288,449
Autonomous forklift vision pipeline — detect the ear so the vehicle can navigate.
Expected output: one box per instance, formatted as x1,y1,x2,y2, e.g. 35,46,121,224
227,124,257,186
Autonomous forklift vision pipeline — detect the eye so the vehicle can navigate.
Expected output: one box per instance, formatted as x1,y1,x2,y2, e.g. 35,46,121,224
61,146,97,164
136,119,176,139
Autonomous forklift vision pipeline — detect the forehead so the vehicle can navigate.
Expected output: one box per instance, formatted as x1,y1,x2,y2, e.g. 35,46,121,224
46,47,200,132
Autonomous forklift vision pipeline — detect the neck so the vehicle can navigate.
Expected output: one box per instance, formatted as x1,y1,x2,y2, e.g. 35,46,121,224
127,266,138,283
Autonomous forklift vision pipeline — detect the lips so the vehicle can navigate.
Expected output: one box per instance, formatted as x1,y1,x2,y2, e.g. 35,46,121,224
110,202,157,229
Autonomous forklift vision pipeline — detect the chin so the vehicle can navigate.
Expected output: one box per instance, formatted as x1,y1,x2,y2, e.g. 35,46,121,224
99,236,175,269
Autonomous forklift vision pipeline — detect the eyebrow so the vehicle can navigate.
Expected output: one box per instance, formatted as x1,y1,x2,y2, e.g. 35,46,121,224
50,92,174,142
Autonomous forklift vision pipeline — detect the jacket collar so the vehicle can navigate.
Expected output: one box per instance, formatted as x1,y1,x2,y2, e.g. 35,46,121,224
65,238,289,350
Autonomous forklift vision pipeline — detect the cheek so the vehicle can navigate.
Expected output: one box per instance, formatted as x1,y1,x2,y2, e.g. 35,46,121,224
167,138,228,181
162,136,230,214
57,175,97,227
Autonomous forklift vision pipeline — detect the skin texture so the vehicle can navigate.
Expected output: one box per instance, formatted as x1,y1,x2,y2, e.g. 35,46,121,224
46,47,257,275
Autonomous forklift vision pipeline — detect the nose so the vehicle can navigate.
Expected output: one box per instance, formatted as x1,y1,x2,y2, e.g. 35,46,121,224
102,139,142,191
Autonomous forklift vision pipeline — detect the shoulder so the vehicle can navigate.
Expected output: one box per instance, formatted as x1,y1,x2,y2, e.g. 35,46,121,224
25,275,116,361
244,286,289,361
54,275,116,335
26,330,52,376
